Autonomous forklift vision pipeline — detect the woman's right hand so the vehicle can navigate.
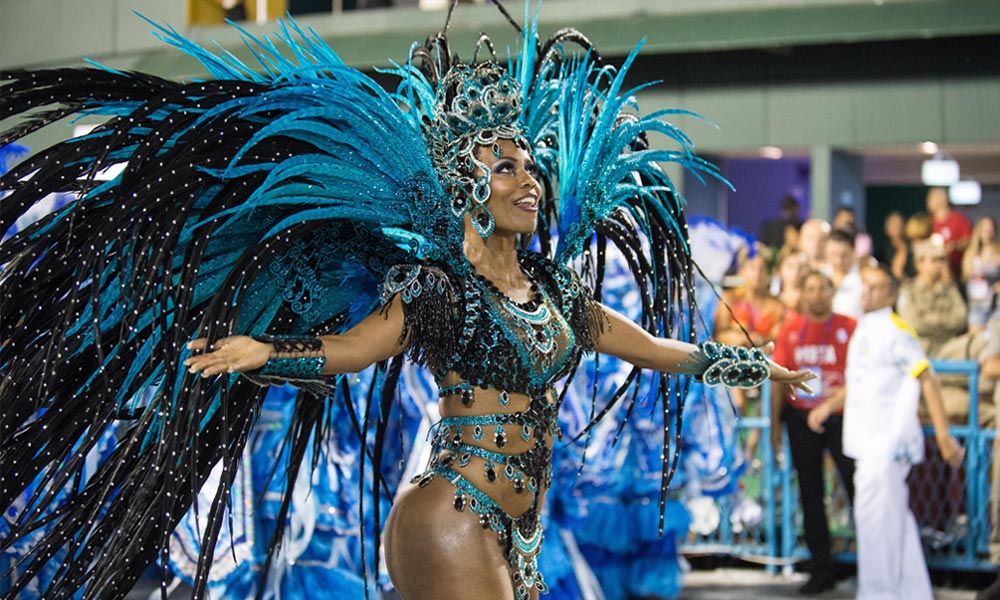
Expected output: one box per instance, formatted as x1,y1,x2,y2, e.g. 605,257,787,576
184,336,271,376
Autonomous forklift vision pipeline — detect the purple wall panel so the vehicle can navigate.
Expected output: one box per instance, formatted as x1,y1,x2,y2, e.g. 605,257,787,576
720,157,811,241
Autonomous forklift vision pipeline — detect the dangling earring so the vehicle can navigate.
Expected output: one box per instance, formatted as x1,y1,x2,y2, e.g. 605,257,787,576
471,205,495,237
473,176,490,204
468,155,494,237
450,192,468,218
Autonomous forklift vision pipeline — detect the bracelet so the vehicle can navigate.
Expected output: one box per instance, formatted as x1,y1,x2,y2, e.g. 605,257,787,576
682,341,769,389
251,334,326,379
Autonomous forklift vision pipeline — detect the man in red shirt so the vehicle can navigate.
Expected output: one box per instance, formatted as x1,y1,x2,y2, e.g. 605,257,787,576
771,270,857,595
927,186,973,280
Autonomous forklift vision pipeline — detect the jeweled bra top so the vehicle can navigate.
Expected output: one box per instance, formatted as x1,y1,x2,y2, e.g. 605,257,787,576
380,251,604,394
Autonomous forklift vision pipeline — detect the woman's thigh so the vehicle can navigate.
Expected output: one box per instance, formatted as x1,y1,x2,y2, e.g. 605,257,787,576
384,477,515,600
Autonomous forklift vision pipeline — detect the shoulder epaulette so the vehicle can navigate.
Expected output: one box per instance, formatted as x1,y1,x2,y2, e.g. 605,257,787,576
890,312,919,339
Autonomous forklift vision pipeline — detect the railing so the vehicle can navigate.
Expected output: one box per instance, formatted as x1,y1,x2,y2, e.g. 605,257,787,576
915,359,993,572
683,378,788,573
682,360,995,574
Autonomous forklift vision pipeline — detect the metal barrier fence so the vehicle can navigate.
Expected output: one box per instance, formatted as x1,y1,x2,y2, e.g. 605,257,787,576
681,360,996,574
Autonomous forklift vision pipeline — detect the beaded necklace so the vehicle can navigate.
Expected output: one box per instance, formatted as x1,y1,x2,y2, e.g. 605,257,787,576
469,262,563,357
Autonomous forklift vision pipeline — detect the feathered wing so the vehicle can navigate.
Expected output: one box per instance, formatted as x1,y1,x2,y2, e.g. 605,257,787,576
0,20,447,600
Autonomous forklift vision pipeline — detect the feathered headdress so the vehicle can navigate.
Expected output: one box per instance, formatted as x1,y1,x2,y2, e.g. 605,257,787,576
424,62,528,237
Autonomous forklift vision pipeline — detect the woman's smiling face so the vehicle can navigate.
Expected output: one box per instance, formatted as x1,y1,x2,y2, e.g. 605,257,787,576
474,139,542,236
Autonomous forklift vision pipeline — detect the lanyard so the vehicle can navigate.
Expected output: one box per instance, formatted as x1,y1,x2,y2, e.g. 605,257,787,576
797,314,834,356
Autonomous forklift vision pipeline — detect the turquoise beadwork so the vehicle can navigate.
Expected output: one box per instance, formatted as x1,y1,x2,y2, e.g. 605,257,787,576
428,465,549,600
257,356,325,378
250,335,326,381
681,341,770,388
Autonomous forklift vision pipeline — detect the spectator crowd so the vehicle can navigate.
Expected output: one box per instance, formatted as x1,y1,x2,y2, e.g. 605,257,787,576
714,187,998,598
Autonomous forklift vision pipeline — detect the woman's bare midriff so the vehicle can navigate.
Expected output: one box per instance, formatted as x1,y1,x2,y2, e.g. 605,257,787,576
437,381,554,517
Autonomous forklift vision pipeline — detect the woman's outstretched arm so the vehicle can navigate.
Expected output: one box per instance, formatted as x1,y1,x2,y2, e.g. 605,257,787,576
184,294,408,376
592,303,815,392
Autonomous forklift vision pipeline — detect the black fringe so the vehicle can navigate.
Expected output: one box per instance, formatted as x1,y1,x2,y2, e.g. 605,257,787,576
570,292,608,353
0,65,355,599
381,266,456,373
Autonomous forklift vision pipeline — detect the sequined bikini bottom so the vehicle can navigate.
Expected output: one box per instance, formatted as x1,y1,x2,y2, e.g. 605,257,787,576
425,464,547,599
411,406,556,599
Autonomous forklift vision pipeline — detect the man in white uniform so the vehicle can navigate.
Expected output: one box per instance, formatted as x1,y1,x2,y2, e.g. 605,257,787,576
842,264,964,600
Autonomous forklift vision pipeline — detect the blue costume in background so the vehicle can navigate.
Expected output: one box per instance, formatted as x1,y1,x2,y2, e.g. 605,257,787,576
551,246,691,600
681,217,758,536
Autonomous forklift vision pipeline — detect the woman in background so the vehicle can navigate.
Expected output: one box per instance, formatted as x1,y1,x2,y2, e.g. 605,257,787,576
963,216,1000,331
880,211,910,281
773,250,810,315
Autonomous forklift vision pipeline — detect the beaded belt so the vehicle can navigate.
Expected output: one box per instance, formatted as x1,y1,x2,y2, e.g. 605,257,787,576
438,382,515,408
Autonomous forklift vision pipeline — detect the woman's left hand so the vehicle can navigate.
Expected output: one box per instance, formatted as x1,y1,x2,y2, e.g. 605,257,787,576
758,341,816,395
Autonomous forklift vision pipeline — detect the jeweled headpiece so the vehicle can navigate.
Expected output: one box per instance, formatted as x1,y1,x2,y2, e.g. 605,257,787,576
424,63,529,237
